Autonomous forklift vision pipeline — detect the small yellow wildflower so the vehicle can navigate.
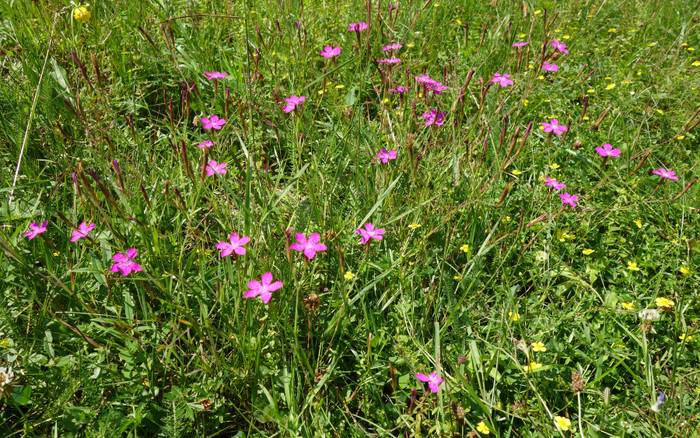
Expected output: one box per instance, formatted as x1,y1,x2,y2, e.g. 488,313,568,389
509,311,520,322
406,42,415,48
549,163,560,170
534,9,542,15
523,361,543,372
582,115,590,121
511,169,522,176
528,63,534,70
503,215,512,224
563,34,571,40
344,271,355,281
532,341,547,352
335,84,345,89
554,416,572,431
455,18,463,26
318,89,325,95
634,219,643,229
693,60,700,67
538,75,545,80
605,83,616,91
627,261,640,272
518,33,527,39
460,244,471,254
648,42,658,47
522,99,529,107
586,88,596,94
679,333,694,342
621,302,635,310
679,266,691,276
381,98,390,104
608,28,617,33
688,47,696,52
408,223,421,230
582,248,594,255
476,421,490,435
73,4,91,22
655,109,665,115
655,297,674,309
453,274,463,281
676,135,685,140
52,251,60,257
557,230,575,242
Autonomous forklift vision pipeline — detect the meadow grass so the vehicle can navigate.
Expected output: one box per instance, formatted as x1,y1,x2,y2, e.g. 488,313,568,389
0,0,699,436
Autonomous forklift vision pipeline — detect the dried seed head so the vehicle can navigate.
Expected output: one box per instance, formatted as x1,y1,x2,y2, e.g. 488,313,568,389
571,371,585,393
304,294,321,313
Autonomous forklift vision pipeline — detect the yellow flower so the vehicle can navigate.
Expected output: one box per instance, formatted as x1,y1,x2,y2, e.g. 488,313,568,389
534,9,542,15
586,88,596,94
621,302,635,310
522,99,529,107
676,135,685,140
52,251,60,257
582,115,590,121
503,215,512,224
549,163,560,170
509,311,520,322
679,333,694,342
460,244,471,254
538,75,545,80
381,98,390,104
655,297,674,309
476,421,490,435
627,261,640,272
73,4,91,22
334,84,345,89
523,361,543,373
563,34,571,40
655,109,665,115
344,271,355,281
518,33,527,38
453,274,463,281
605,83,616,91
532,341,547,352
554,416,572,431
511,169,522,176
693,60,700,67
679,266,691,276
556,230,575,242
408,223,421,230
406,42,415,48
608,28,617,33
582,248,594,255
634,219,643,229
688,47,696,52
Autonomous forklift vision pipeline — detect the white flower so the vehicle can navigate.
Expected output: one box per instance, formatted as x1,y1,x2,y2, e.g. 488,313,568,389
0,367,14,395
638,308,661,321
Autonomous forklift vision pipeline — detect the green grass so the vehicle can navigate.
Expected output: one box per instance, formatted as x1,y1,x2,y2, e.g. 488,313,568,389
1,0,699,436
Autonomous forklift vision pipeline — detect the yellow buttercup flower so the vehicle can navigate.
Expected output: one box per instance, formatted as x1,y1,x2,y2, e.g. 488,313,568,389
549,163,560,170
511,169,522,176
634,219,643,229
693,60,700,67
621,302,635,310
73,4,91,22
676,135,685,140
679,266,691,276
582,248,594,255
476,421,490,435
523,361,543,373
679,333,694,342
453,274,462,281
605,83,616,90
655,297,674,309
344,271,355,281
532,341,547,352
408,223,421,230
554,416,572,431
508,311,520,322
627,261,640,272
460,244,471,254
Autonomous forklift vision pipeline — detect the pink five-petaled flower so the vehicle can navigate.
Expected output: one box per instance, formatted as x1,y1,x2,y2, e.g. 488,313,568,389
512,41,529,48
549,39,569,54
416,372,444,393
23,220,48,240
542,62,559,72
201,115,227,131
110,248,143,277
491,72,514,88
216,232,250,257
198,140,214,150
652,168,679,181
423,109,445,127
206,160,227,177
415,74,448,94
290,232,328,260
542,119,568,136
559,192,579,208
383,42,402,51
203,71,228,80
376,148,397,164
356,223,385,245
595,143,621,158
544,177,566,191
70,222,95,242
320,45,342,59
377,57,401,64
244,272,283,304
283,95,306,113
347,21,369,32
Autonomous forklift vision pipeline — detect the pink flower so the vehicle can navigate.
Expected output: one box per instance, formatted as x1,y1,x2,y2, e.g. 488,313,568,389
549,39,569,54
389,86,406,94
415,371,444,393
415,74,448,94
377,57,401,64
652,168,679,181
290,232,327,260
244,272,283,304
595,143,621,158
283,95,306,113
216,232,250,257
542,119,568,136
198,140,214,150
23,220,48,240
544,177,566,191
382,42,402,51
206,160,227,176
347,21,369,32
356,223,385,244
110,248,143,276
203,71,228,80
320,45,342,59
423,109,445,127
491,72,514,87
376,148,397,164
70,222,95,242
559,192,579,208
542,62,559,72
201,115,227,131
512,41,529,48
